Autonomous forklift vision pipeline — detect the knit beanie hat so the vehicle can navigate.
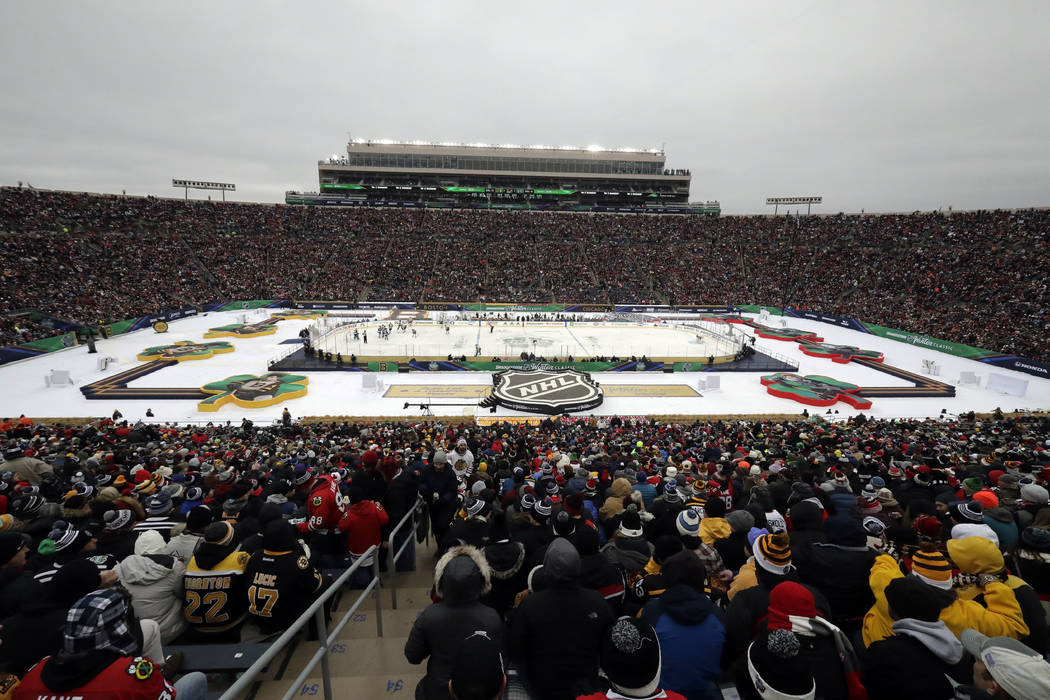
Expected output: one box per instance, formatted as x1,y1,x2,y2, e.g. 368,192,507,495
600,618,663,698
747,527,770,550
753,532,792,575
186,504,212,532
663,481,680,502
653,535,684,565
676,509,701,538
971,490,999,509
146,492,173,516
619,509,643,538
746,629,815,699
704,497,726,519
727,509,755,534
911,543,953,589
767,581,817,631
885,576,947,622
1020,483,1050,505
263,519,298,552
204,520,236,546
950,500,984,523
104,508,134,531
0,533,27,566
875,488,898,507
912,514,943,540
533,497,553,522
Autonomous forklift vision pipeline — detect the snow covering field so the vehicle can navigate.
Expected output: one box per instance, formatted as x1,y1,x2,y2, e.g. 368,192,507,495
0,308,1047,423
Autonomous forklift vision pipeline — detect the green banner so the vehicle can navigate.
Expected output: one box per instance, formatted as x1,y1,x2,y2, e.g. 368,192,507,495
862,323,994,359
21,332,77,352
103,318,138,338
216,300,277,311
737,305,785,315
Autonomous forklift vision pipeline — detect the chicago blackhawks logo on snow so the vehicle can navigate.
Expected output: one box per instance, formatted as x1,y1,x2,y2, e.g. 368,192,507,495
797,341,884,364
487,369,603,415
760,372,871,410
752,325,824,343
198,372,309,411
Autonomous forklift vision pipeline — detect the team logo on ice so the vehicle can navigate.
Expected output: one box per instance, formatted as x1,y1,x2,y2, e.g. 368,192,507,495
489,369,603,415
760,372,872,410
198,372,309,411
137,340,235,362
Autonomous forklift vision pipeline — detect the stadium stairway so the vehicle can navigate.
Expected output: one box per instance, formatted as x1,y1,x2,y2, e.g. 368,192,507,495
247,535,440,700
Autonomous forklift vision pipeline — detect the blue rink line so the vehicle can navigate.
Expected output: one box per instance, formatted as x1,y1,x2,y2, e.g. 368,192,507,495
565,326,589,355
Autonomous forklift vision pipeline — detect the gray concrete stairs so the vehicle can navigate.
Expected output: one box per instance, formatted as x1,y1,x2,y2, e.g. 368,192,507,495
248,537,440,700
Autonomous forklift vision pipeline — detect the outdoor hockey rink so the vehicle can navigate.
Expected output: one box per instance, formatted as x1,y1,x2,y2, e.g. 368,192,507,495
0,308,1047,423
312,317,734,361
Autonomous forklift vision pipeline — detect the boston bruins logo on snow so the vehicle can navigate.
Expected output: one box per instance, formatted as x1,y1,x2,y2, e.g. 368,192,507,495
489,369,603,415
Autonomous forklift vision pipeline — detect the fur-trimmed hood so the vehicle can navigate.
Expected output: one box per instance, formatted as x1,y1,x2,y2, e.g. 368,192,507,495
434,545,491,604
483,540,526,581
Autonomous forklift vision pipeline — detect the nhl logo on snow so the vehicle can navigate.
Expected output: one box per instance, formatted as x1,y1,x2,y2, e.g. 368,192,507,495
490,369,603,415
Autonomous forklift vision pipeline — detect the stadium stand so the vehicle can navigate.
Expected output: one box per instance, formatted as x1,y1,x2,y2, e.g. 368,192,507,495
1,186,1047,361
0,413,1049,699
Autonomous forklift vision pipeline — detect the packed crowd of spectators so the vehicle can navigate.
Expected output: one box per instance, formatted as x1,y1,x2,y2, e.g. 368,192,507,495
1,411,1049,699
1,187,1046,361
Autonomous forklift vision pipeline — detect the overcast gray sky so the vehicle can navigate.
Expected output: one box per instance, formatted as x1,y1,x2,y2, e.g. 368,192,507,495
1,1,1047,214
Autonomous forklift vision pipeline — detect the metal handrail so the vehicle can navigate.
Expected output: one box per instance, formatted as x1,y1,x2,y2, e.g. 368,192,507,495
218,544,383,700
386,495,426,609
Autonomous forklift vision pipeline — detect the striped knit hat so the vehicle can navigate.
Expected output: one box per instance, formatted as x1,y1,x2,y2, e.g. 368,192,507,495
754,532,792,575
911,544,953,589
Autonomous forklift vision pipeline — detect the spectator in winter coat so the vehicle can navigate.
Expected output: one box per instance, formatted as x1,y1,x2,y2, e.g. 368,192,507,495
0,558,104,677
862,549,1029,647
115,530,188,644
2,447,53,485
13,588,207,700
717,509,753,574
640,550,725,699
948,535,1048,655
576,618,688,700
162,504,211,564
796,515,877,637
1012,510,1050,621
419,451,458,543
383,462,420,572
405,545,503,700
510,537,614,700
699,497,731,546
572,520,627,615
862,576,969,700
723,532,832,665
344,485,389,586
480,512,528,620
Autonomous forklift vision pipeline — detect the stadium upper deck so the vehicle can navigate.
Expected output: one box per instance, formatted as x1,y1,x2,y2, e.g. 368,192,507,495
291,139,718,213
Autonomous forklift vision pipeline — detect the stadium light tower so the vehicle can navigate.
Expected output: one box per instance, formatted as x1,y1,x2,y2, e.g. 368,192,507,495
172,179,236,202
766,196,822,216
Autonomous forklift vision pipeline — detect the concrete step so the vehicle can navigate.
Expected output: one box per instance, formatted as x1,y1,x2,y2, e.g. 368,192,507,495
335,585,432,613
252,674,424,700
279,636,420,677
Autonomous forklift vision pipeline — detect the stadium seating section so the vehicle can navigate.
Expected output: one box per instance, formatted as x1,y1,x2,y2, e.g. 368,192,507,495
1,188,1046,361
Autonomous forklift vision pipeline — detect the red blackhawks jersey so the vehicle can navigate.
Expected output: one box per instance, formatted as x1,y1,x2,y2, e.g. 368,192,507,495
298,476,350,535
16,655,174,700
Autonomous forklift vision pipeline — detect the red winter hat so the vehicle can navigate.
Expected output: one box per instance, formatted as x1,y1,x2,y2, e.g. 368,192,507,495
913,514,942,540
767,581,817,631
988,469,1005,486
361,450,379,467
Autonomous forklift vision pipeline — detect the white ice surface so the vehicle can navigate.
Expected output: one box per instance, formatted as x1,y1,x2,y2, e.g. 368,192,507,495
0,310,1046,422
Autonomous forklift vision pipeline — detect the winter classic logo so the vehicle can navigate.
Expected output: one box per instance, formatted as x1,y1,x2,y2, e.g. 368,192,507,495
490,369,603,415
